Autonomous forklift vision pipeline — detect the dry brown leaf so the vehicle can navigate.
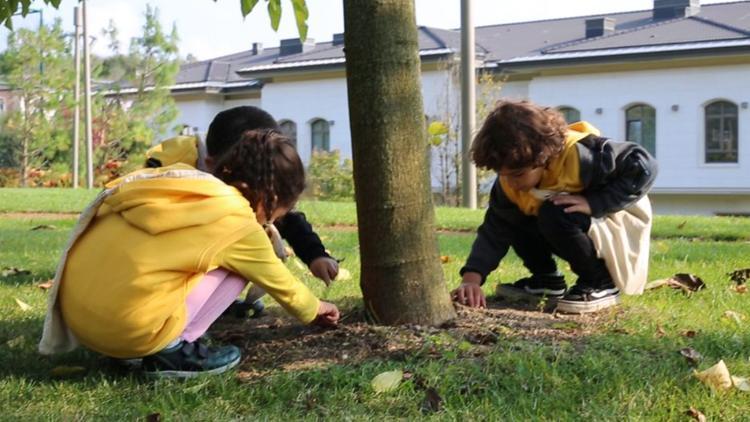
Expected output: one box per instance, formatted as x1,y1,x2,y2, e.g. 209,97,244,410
680,347,703,367
421,387,443,414
676,221,687,230
694,360,733,391
30,224,56,231
645,274,706,293
655,325,666,338
440,255,451,264
728,268,750,285
14,298,31,311
733,285,747,294
685,407,706,422
50,365,86,378
680,330,698,338
37,280,54,290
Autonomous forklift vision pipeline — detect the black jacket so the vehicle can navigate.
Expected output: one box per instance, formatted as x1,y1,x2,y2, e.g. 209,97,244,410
460,135,657,283
275,211,330,265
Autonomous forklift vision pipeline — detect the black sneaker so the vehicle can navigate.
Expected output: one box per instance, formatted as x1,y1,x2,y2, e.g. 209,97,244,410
556,283,620,314
495,274,567,302
223,299,265,319
142,340,241,379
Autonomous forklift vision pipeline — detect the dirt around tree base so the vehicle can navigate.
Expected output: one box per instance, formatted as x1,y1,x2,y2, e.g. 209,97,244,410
211,298,620,381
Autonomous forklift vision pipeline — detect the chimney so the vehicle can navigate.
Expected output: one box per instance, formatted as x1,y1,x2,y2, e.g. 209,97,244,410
585,17,616,38
332,33,345,46
279,38,316,56
252,42,263,55
653,0,701,20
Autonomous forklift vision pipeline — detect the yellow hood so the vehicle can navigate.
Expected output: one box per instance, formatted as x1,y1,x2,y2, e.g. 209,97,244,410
145,136,201,168
98,164,252,235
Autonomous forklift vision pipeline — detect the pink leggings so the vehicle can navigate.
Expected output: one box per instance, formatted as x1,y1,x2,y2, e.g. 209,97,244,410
180,268,247,342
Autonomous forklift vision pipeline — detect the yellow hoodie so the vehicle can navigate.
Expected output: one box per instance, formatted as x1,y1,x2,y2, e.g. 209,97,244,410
58,164,319,358
501,121,601,216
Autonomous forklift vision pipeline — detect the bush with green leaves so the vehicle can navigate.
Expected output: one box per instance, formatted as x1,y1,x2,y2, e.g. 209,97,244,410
305,150,354,201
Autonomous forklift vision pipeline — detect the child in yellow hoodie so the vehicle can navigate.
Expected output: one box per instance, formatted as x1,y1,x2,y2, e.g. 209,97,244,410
453,100,657,314
40,129,339,378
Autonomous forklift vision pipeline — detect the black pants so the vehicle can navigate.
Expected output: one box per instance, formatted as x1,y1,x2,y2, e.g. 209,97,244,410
508,201,612,287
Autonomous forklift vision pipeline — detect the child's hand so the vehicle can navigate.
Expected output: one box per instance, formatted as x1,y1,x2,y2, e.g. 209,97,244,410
550,194,591,215
313,301,340,327
451,272,486,308
309,257,339,286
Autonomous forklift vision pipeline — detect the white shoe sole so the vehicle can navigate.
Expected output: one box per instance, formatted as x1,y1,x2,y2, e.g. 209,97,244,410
556,294,620,314
144,354,241,379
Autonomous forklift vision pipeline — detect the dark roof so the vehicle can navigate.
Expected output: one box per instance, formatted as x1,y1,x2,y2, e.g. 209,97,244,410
176,0,750,84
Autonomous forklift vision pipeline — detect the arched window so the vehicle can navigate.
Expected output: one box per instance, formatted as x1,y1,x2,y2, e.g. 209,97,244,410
557,106,581,124
310,119,330,152
279,120,297,146
705,101,738,163
626,104,656,156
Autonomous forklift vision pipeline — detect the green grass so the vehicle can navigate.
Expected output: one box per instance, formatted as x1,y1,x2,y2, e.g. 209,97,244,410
4,188,750,240
1,191,749,419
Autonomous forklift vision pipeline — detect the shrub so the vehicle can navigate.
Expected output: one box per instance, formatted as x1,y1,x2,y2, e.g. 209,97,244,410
305,150,354,201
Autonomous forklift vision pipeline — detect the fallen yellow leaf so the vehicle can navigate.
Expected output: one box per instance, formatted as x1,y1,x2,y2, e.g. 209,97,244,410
371,370,403,393
694,360,733,391
732,376,750,392
336,268,351,281
14,298,31,311
723,310,745,324
440,255,451,264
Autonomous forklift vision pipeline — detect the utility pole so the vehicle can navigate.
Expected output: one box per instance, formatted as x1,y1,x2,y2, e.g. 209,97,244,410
461,0,477,209
72,7,81,188
82,0,94,189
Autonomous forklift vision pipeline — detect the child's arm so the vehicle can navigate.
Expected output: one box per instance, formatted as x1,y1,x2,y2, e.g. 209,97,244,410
217,226,336,325
579,138,658,218
274,211,330,265
275,211,339,284
460,179,525,284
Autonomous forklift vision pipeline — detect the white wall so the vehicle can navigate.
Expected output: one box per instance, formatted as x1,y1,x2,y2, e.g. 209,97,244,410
174,95,261,139
527,64,750,193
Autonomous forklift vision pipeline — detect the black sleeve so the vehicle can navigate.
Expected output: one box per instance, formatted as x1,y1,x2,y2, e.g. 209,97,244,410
460,178,526,284
274,211,330,265
581,139,658,218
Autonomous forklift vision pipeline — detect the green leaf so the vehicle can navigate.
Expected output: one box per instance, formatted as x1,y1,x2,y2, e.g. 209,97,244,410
371,370,403,393
291,0,308,41
240,0,260,17
267,0,281,31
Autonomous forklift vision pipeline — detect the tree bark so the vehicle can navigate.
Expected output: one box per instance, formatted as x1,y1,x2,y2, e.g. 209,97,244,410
343,0,456,325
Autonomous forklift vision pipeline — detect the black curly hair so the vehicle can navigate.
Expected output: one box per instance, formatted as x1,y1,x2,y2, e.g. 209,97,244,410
212,129,304,216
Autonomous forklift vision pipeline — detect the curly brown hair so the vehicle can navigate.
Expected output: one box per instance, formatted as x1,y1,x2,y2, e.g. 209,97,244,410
212,129,305,216
471,100,568,171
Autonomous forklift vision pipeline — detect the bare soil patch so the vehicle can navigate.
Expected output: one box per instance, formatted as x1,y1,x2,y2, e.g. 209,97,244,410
212,298,618,381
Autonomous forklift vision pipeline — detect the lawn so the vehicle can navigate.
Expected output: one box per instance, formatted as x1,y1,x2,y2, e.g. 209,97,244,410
0,188,748,420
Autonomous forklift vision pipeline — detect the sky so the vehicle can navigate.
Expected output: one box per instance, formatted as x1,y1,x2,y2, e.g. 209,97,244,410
0,0,732,59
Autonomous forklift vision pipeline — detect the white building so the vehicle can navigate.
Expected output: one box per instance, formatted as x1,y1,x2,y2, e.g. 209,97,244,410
168,0,750,215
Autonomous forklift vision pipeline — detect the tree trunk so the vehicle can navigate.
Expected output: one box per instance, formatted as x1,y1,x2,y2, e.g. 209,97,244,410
343,0,456,325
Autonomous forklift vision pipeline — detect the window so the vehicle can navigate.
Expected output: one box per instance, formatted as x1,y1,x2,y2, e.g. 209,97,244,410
310,119,330,152
557,106,581,124
625,104,656,156
705,101,738,163
279,120,297,146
